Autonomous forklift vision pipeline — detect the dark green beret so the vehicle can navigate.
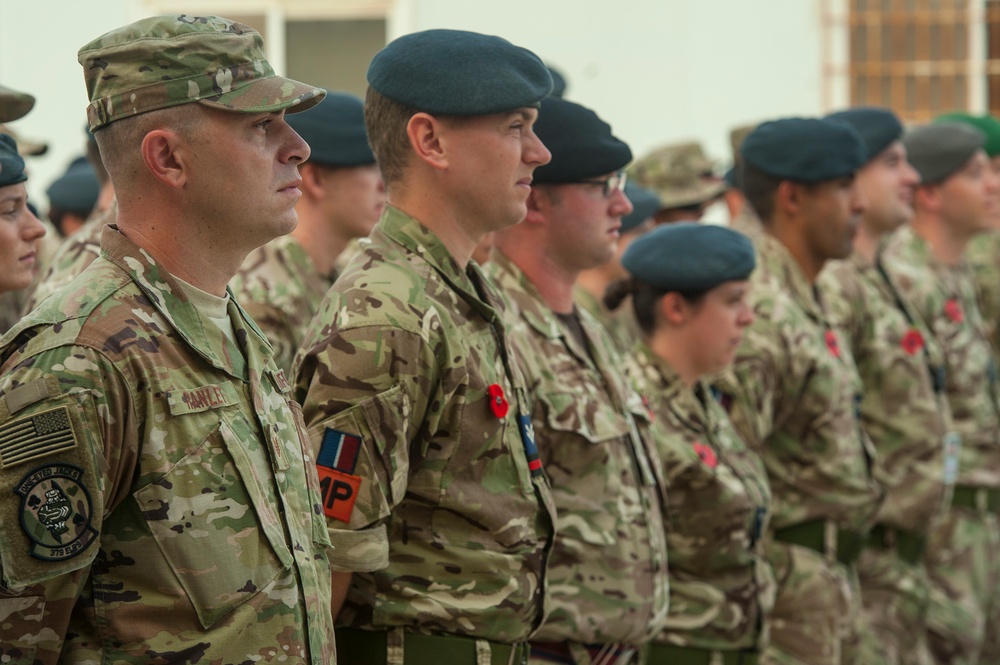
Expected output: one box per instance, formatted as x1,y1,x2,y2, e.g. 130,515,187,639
825,107,903,162
546,65,567,98
741,117,866,182
287,90,374,167
934,112,1000,157
904,122,984,184
622,222,756,293
0,134,27,188
622,182,659,232
46,156,99,215
532,97,631,183
367,29,552,115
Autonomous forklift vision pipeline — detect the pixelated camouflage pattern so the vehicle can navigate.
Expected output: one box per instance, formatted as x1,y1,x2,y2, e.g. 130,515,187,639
966,229,1000,360
293,205,555,642
23,204,112,314
573,285,644,356
628,142,725,209
879,226,1000,488
718,234,883,664
0,225,335,664
487,251,669,646
628,345,774,652
0,84,34,123
78,15,324,131
230,234,334,376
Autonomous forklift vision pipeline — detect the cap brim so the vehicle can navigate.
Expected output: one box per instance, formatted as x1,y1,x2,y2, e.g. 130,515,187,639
0,86,35,123
198,75,326,116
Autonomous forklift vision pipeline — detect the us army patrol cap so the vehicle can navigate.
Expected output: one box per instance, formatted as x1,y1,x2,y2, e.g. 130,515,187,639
531,97,631,183
904,122,985,184
286,91,375,167
934,112,1000,158
622,222,756,293
0,134,28,188
742,117,866,183
825,107,904,162
0,84,35,123
628,141,725,209
366,29,552,115
78,15,326,132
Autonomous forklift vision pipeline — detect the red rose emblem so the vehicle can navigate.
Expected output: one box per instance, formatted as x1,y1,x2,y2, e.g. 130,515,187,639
944,298,964,323
900,328,924,356
488,384,509,418
824,329,841,359
693,441,718,468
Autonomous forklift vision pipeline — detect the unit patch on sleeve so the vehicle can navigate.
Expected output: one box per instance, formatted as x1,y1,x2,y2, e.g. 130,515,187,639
0,406,79,470
15,463,98,561
317,428,363,523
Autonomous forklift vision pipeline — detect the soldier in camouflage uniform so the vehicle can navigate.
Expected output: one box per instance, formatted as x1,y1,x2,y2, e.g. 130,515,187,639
720,118,884,665
292,29,557,664
725,123,765,241
575,180,657,355
486,96,669,664
0,16,336,664
818,108,954,665
880,122,1000,665
608,222,775,664
628,141,724,223
231,90,385,374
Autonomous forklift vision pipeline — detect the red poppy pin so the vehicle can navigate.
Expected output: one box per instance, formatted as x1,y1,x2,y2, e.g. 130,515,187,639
900,328,924,356
693,442,718,468
641,395,655,422
944,298,964,323
488,384,509,419
824,329,841,359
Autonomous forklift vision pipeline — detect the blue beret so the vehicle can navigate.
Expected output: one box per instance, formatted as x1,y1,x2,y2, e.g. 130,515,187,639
741,117,866,182
287,90,374,167
532,97,631,183
825,107,903,162
934,112,1000,157
367,29,552,115
904,122,984,184
547,65,567,98
622,182,659,232
47,156,99,214
622,222,756,293
0,134,27,188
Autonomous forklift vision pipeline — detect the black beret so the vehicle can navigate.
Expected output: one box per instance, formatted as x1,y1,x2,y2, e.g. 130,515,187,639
0,134,27,188
367,29,552,115
622,182,659,232
741,117,866,182
547,65,567,98
532,97,631,183
46,156,99,215
825,107,903,162
287,90,374,167
622,222,756,293
904,122,984,184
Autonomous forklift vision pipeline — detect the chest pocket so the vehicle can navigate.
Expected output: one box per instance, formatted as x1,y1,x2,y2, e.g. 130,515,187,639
537,391,631,546
134,416,292,629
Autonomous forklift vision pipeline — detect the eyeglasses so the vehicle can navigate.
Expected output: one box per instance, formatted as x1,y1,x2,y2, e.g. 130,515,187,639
573,171,627,198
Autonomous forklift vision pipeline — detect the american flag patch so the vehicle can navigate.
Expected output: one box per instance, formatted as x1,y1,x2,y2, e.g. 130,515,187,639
0,406,78,470
318,428,362,475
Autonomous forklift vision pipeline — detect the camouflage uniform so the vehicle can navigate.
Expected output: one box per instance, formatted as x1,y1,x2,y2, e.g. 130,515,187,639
880,226,1000,665
819,249,956,665
22,204,112,313
966,229,1000,360
230,234,335,376
628,142,725,211
573,285,644,356
0,226,335,664
485,252,669,661
628,344,774,659
293,206,556,653
720,234,883,665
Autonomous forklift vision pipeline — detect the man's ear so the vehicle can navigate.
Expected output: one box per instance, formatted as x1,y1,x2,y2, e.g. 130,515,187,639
523,186,551,225
914,183,940,214
406,112,449,171
141,128,189,189
775,180,804,217
298,162,325,199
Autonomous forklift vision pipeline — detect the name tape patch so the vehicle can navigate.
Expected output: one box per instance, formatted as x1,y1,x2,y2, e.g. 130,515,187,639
15,463,98,561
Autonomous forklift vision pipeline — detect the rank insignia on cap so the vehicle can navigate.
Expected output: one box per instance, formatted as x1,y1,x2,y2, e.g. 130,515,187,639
317,428,363,523
0,406,79,470
15,463,98,561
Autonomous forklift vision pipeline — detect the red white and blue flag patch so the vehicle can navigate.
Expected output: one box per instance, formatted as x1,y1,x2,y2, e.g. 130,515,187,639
317,428,363,524
318,428,361,475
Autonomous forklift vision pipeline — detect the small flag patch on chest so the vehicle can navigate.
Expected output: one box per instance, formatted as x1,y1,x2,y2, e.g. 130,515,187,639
318,428,361,475
0,406,78,470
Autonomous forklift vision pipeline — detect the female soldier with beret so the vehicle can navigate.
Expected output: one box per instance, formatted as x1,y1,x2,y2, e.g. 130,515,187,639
0,134,46,298
606,222,775,664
